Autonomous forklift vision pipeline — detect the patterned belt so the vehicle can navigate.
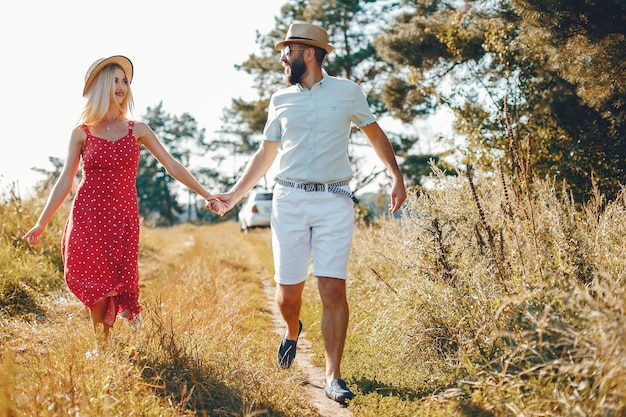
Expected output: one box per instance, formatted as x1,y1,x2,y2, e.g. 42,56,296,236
275,177,359,204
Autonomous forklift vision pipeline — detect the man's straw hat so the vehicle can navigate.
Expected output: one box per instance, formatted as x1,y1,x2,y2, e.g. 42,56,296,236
275,23,334,54
83,55,133,97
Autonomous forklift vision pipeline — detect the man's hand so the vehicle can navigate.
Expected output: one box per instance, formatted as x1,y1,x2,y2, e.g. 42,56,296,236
388,179,407,213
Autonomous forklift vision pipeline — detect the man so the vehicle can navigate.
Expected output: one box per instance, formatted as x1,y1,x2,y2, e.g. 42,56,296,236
208,22,406,403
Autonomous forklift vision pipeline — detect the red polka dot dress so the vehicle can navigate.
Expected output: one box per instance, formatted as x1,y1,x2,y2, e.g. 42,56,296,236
62,121,141,327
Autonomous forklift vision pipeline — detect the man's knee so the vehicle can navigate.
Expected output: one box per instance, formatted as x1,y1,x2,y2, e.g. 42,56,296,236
276,282,304,306
318,277,347,305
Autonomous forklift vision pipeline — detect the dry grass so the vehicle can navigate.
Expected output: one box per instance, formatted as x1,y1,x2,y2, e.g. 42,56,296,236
0,189,318,416
2,147,625,416
344,165,626,416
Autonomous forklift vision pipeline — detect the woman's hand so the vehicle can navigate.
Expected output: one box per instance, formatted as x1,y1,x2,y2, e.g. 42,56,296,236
23,225,44,246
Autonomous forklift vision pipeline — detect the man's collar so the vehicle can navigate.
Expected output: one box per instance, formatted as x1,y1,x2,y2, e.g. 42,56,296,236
296,70,329,91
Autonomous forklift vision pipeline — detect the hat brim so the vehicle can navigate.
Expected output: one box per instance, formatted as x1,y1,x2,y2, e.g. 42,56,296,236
83,55,133,97
275,39,334,54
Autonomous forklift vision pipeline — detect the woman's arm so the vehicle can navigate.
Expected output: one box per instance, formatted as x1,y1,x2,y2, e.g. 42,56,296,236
134,121,212,199
23,127,84,244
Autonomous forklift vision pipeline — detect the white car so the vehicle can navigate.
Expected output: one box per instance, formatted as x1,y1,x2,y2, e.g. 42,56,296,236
238,191,273,232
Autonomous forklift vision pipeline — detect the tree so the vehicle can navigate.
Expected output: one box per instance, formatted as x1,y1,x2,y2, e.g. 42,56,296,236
139,102,218,225
512,0,626,197
373,0,625,200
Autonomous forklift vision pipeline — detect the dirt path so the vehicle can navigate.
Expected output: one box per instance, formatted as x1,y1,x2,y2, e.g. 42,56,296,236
260,275,354,417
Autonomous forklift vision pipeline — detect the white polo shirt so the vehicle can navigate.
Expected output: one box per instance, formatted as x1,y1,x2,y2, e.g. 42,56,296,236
263,70,376,184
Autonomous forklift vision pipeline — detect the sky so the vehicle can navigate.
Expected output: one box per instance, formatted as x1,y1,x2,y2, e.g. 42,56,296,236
0,0,455,199
0,0,286,196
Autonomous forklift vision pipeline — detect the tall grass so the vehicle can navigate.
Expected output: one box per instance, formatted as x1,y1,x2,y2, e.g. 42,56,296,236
340,130,626,414
0,182,318,416
2,119,625,416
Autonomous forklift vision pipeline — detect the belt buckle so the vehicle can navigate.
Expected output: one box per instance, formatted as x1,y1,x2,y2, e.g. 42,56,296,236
301,183,325,192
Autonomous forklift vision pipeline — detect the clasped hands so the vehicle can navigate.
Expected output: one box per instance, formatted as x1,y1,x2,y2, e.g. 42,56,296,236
205,195,231,217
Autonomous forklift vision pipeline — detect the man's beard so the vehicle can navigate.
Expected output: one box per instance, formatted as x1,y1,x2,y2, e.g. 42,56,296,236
286,57,306,85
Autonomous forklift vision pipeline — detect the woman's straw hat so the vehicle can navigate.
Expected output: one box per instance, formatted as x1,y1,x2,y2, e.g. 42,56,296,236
83,55,133,97
275,23,334,54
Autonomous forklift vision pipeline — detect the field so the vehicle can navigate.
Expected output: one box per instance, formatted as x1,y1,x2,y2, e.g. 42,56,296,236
1,165,625,416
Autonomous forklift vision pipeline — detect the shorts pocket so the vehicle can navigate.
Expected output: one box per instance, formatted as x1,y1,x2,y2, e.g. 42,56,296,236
273,183,294,200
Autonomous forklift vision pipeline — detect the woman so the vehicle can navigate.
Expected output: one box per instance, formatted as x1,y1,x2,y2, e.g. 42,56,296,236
23,55,213,352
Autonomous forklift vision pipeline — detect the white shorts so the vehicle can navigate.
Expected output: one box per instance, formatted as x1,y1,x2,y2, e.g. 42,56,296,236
271,183,355,285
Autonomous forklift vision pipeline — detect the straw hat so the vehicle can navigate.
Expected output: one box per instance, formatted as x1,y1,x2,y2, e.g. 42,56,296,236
275,23,334,54
83,55,133,96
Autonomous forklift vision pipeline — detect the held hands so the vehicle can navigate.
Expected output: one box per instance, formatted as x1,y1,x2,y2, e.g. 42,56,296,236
205,195,232,217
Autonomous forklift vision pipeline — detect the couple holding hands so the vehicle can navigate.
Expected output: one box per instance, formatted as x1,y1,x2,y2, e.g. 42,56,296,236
23,23,406,404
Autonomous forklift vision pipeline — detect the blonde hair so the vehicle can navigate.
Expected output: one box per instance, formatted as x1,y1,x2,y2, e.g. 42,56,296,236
78,64,135,126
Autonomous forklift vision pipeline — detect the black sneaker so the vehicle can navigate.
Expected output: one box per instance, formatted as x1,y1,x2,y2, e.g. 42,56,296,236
324,378,355,403
276,320,302,369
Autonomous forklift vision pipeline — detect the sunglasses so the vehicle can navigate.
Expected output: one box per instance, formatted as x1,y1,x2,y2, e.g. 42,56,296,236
280,45,309,59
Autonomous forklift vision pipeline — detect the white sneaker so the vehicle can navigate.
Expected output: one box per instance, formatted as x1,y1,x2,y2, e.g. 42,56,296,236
128,313,142,331
118,310,142,331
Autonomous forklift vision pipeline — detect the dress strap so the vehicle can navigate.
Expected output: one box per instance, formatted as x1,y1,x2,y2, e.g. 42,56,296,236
128,120,134,135
81,124,91,137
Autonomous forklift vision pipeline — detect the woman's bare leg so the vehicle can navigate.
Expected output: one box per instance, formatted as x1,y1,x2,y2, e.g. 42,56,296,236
90,296,113,350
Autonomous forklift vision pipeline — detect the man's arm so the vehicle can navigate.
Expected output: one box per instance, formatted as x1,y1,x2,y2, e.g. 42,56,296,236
208,140,280,215
361,122,407,213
